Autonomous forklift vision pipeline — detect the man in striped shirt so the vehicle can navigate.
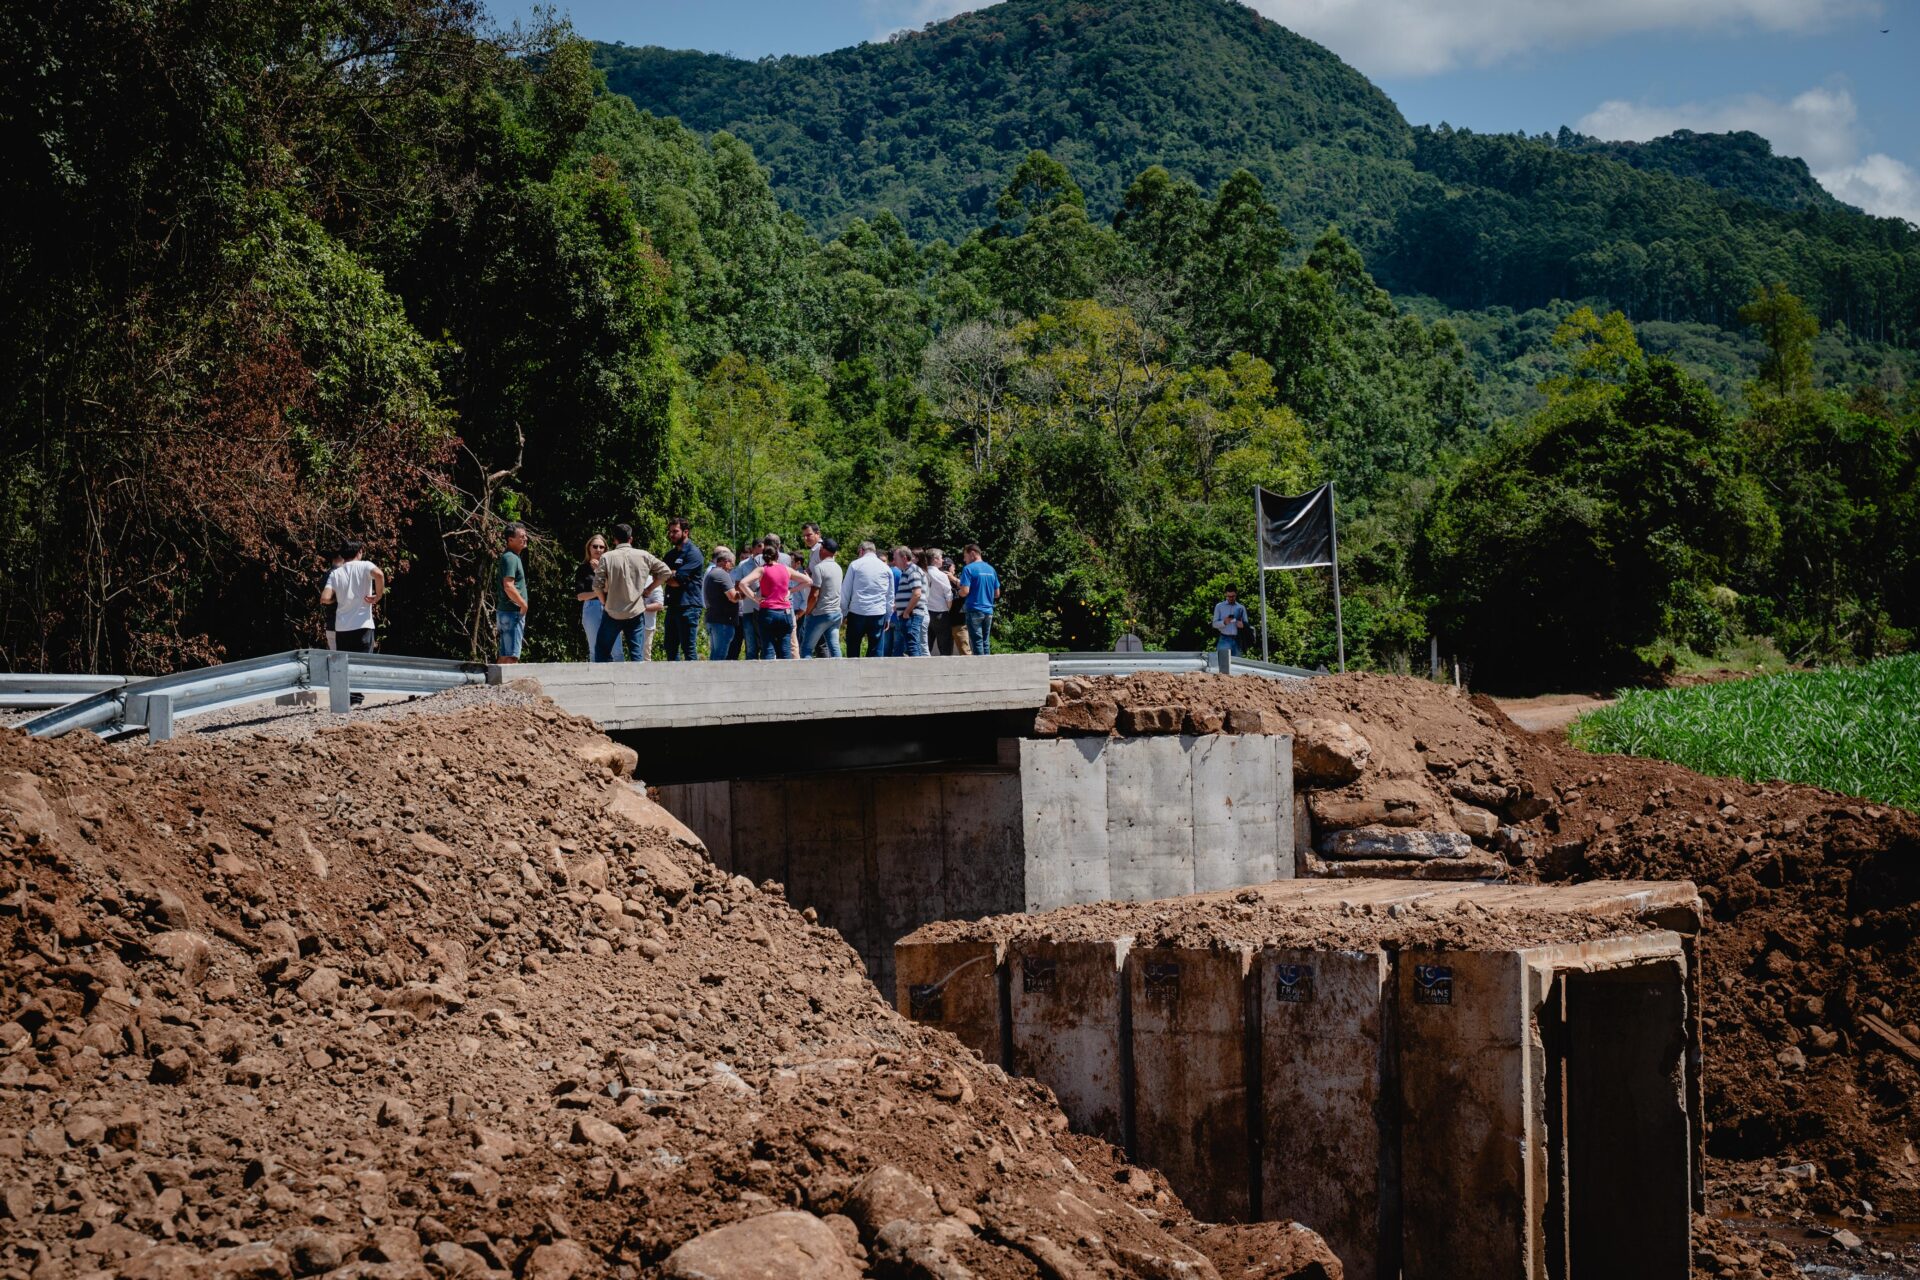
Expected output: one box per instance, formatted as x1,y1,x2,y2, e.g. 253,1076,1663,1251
888,545,928,657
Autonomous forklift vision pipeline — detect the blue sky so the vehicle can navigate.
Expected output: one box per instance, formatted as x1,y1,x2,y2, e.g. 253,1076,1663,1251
498,0,1918,222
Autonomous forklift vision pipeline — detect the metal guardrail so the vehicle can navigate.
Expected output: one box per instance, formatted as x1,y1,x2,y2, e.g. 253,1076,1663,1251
1048,651,1319,681
0,673,133,710
17,650,486,742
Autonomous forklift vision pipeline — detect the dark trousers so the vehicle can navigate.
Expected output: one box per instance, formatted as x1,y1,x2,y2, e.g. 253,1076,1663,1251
336,628,375,653
736,612,761,660
595,612,645,662
846,612,887,657
928,609,959,656
664,604,701,661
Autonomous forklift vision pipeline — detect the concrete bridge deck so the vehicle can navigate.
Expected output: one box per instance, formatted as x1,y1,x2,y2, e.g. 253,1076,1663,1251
489,653,1050,731
490,654,1055,783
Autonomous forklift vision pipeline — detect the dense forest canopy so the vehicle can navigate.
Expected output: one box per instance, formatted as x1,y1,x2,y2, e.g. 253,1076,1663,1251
0,0,1913,689
596,0,1920,344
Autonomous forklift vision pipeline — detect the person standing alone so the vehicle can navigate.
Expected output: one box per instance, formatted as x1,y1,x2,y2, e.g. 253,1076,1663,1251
1211,587,1249,657
495,524,530,663
322,541,385,654
661,517,704,661
955,543,1001,655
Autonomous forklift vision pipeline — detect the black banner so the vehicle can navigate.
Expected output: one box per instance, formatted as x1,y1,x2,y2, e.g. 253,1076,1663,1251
1257,484,1335,570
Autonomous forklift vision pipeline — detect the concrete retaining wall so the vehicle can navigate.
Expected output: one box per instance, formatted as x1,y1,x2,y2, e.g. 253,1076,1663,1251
896,884,1703,1280
658,732,1293,996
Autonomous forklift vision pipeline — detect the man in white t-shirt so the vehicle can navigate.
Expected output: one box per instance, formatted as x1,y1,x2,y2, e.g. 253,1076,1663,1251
321,540,386,653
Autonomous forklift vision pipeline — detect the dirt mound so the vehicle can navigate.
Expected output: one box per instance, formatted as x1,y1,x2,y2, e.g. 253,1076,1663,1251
0,704,1336,1279
1061,672,1920,1241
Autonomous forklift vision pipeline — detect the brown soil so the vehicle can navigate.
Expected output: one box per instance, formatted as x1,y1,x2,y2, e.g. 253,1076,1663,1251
0,704,1336,1279
1051,673,1920,1270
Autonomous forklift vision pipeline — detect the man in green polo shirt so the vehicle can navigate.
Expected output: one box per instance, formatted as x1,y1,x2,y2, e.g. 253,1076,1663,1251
497,522,530,663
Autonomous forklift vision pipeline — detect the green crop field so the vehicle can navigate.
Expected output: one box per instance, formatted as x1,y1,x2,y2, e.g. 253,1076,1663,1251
1569,655,1920,812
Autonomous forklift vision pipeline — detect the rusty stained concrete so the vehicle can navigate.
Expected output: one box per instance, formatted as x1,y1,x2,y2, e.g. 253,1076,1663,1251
895,880,1702,1280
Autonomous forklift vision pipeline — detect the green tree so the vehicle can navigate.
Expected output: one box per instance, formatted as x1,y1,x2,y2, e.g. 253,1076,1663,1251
1739,282,1818,398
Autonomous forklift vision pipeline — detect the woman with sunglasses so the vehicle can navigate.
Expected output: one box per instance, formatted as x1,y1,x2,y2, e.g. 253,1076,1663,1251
575,534,612,661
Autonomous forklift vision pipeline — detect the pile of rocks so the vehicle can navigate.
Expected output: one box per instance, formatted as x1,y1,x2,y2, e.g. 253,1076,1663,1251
0,700,1342,1279
1040,673,1546,878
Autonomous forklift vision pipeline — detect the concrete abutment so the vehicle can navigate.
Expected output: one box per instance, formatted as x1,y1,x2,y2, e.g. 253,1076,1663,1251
656,731,1294,995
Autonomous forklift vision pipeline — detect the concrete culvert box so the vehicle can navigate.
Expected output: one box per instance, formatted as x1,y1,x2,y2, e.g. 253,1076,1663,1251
1126,945,1256,1222
896,879,1702,1280
1008,939,1131,1146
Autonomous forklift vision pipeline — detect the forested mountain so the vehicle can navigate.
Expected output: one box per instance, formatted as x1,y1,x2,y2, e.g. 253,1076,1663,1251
1552,128,1842,212
596,0,1920,343
3,0,1913,689
598,0,1410,243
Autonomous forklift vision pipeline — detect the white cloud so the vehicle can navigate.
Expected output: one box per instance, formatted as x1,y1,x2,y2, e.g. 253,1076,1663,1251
1818,153,1920,225
1578,87,1862,169
869,0,992,41
1578,87,1919,223
1241,0,1872,78
867,1,1876,78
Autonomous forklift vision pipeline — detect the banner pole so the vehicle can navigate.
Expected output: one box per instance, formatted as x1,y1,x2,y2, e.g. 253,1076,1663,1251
1328,483,1347,672
1255,486,1271,662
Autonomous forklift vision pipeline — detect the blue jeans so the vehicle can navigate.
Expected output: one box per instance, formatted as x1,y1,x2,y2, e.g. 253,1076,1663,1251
965,611,993,655
497,609,526,659
706,621,735,660
1216,635,1243,656
595,611,646,662
737,612,761,660
891,613,927,656
581,599,604,661
846,612,887,657
664,604,701,661
801,611,842,657
757,609,794,659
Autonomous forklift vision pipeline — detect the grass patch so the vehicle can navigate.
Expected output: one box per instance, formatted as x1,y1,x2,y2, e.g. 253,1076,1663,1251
1633,634,1788,678
1569,655,1920,811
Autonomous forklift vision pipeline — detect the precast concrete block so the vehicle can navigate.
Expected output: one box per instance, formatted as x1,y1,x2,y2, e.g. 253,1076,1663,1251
1192,734,1281,891
1126,945,1254,1223
1018,738,1110,911
941,771,1024,921
1259,946,1393,1280
1276,734,1295,879
1396,947,1535,1280
1107,736,1197,902
895,938,1003,1067
1009,939,1129,1146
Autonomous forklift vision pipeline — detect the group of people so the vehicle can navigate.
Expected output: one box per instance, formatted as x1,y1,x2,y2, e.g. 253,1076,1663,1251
317,524,1259,665
508,520,1003,663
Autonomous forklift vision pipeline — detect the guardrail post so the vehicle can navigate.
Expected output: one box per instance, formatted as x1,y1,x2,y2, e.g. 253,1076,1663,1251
125,692,174,742
1215,648,1231,675
326,651,351,713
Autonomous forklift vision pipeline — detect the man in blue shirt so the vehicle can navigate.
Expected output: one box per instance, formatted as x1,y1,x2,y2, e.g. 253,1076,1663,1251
1211,587,1250,656
955,543,1001,655
661,517,704,661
